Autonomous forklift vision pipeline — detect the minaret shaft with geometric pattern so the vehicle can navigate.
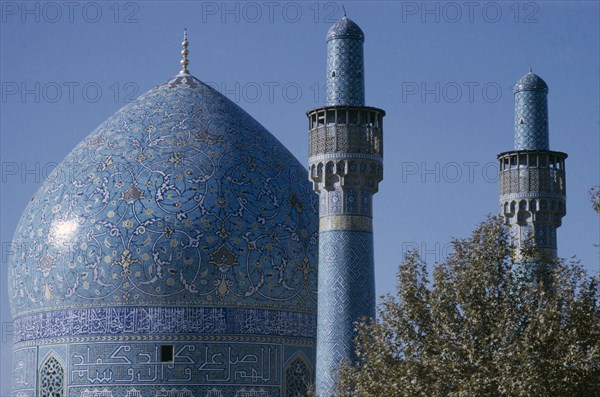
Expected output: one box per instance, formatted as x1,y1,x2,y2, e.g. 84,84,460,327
498,70,567,260
308,16,385,397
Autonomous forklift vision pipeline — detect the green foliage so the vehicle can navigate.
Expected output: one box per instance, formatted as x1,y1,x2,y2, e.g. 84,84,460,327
337,217,600,397
590,186,600,214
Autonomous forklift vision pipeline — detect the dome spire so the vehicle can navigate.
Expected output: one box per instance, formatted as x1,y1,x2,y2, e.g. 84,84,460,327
179,28,190,75
342,4,347,16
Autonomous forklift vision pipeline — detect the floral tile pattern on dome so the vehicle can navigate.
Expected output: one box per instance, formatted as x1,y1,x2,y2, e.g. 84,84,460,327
9,74,318,315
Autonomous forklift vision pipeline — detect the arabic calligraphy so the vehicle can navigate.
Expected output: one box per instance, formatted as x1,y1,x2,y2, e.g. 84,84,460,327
69,343,279,386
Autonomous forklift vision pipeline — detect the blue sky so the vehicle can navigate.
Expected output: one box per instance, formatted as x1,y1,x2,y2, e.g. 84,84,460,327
0,1,598,393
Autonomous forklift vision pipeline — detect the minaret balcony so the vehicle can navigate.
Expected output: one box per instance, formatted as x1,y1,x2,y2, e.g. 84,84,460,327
498,150,567,199
307,106,384,161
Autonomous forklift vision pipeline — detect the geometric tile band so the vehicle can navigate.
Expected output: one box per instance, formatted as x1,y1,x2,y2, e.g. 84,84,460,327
13,307,317,343
316,229,375,397
319,215,372,231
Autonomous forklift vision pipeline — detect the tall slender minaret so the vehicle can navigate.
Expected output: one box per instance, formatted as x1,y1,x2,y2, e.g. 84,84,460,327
307,15,385,396
498,69,567,260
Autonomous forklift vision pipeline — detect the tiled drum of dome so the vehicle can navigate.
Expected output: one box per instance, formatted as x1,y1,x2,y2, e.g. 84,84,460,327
9,74,319,397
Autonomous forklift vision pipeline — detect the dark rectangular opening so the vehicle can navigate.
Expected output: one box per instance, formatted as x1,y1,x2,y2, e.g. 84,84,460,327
160,345,174,362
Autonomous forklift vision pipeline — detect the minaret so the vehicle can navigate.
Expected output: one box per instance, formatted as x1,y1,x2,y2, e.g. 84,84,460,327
498,69,567,260
307,15,385,396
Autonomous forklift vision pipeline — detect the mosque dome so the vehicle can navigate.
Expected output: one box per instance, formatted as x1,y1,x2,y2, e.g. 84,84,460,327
9,32,318,397
513,69,549,93
9,62,318,317
8,71,318,320
327,15,364,42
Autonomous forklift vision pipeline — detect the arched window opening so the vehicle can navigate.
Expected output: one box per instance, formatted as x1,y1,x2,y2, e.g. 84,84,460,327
285,355,311,397
39,355,65,397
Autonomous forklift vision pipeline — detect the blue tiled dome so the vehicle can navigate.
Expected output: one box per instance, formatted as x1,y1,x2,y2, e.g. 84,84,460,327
327,16,364,42
10,32,316,397
8,73,319,318
514,70,549,93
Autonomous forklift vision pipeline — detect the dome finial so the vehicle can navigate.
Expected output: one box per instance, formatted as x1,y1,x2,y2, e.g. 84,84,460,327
180,28,190,75
529,66,533,73
342,4,347,17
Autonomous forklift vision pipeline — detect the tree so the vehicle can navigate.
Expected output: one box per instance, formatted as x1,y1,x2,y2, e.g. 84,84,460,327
590,186,600,214
336,217,600,397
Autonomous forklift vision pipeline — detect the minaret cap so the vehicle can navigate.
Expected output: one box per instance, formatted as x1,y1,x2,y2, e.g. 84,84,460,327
179,28,190,75
513,68,548,94
327,15,364,42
